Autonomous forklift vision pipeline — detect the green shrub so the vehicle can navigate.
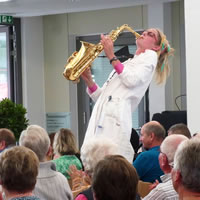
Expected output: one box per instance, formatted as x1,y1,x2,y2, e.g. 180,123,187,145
0,98,29,140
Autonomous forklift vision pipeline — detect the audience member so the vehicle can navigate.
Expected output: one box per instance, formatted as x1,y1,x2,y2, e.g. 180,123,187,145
46,132,56,160
143,134,188,200
0,128,16,154
172,138,200,200
74,136,118,200
0,146,40,200
53,128,83,180
92,155,139,200
168,123,191,138
133,121,165,183
19,125,73,200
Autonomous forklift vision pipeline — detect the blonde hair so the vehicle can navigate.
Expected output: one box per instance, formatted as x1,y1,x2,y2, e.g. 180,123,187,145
155,29,174,84
53,128,78,156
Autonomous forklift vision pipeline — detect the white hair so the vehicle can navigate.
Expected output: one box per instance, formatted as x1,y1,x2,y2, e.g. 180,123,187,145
173,138,200,192
19,125,50,162
161,134,188,164
81,136,119,176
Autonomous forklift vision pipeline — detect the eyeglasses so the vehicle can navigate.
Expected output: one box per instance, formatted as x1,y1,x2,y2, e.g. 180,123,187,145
142,31,158,43
159,149,174,168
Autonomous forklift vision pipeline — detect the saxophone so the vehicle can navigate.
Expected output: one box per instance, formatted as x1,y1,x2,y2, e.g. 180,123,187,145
63,24,140,82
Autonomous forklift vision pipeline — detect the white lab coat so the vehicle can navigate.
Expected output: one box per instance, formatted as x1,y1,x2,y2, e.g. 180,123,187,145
82,50,158,163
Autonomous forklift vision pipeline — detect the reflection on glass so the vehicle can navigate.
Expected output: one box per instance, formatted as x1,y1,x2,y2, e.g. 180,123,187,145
0,32,8,100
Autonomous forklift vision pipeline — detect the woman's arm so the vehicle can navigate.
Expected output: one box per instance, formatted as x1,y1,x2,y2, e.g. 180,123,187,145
100,34,124,74
81,68,96,89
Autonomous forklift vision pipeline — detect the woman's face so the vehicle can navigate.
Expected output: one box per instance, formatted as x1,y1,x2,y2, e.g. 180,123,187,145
136,28,160,51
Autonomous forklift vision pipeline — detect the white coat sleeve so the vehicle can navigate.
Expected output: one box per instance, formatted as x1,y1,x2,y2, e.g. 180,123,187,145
118,50,158,88
86,84,103,103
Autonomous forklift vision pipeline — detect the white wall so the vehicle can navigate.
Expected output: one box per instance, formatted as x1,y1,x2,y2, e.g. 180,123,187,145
147,2,166,119
67,6,144,35
43,14,70,113
184,0,200,134
21,17,46,128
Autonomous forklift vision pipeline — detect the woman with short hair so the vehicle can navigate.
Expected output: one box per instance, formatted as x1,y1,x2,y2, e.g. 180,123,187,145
92,155,139,200
0,146,40,200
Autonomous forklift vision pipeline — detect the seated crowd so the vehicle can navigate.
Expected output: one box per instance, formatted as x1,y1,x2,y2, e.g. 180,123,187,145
0,121,200,200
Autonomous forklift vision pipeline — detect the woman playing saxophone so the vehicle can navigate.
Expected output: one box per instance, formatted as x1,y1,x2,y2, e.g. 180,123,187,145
81,28,174,163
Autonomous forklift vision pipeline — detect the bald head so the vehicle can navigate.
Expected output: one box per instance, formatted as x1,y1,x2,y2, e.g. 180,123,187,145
161,134,188,164
194,133,200,138
142,121,166,140
143,121,160,127
140,121,165,149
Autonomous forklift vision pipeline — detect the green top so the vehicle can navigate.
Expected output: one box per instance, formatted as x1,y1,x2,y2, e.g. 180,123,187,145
53,155,82,179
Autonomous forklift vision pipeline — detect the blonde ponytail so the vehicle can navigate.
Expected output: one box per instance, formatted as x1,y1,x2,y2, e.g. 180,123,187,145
155,29,174,84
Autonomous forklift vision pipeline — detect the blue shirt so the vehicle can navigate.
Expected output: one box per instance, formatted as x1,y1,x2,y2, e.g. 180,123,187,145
133,146,164,183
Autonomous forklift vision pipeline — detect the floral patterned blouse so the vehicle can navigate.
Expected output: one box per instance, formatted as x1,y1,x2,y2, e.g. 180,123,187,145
53,155,82,179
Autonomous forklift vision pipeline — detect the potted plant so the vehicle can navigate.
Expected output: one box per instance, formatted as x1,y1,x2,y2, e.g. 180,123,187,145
0,98,29,140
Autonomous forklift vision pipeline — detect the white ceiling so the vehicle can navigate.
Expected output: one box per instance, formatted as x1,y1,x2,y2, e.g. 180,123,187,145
0,0,178,17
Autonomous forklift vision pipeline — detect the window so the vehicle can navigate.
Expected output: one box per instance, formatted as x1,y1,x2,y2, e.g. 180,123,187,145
0,18,22,103
0,27,10,100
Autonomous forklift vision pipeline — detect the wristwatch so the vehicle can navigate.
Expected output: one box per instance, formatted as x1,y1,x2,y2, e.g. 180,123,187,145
109,56,118,64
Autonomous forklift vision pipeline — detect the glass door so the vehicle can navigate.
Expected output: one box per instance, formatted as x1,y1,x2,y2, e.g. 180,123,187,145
0,19,22,104
0,26,10,101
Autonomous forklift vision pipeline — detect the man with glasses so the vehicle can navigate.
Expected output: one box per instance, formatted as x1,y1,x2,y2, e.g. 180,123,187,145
172,138,200,200
143,134,188,200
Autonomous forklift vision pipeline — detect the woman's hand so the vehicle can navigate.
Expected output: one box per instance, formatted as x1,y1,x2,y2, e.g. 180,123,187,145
81,68,95,88
100,34,115,60
68,165,91,191
68,165,84,190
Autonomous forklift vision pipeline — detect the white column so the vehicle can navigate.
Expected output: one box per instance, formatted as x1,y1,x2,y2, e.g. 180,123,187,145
184,0,200,134
147,2,166,119
21,17,46,128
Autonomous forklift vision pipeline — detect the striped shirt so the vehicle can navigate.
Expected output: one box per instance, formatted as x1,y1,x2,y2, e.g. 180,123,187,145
143,174,178,200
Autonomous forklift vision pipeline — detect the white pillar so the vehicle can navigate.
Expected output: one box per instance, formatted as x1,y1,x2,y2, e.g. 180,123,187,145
147,2,166,119
21,17,46,128
184,0,200,134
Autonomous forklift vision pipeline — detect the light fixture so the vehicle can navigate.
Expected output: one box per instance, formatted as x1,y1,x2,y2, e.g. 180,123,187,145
0,0,12,2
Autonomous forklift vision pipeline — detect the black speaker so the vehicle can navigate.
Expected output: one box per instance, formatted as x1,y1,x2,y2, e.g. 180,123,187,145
152,110,187,132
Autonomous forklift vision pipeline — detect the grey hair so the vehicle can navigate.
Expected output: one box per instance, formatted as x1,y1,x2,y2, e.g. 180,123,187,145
160,134,188,164
19,125,50,162
81,136,118,177
173,138,200,192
